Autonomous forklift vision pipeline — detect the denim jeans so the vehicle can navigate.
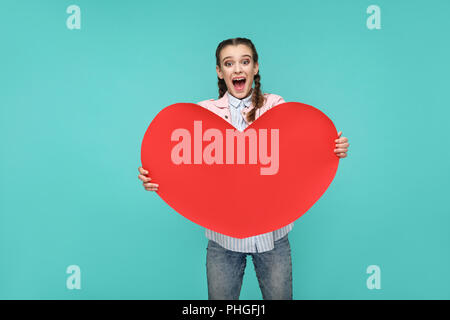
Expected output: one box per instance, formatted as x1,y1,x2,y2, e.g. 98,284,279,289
206,234,293,300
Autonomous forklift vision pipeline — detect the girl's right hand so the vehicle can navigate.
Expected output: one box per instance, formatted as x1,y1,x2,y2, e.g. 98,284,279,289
138,166,159,192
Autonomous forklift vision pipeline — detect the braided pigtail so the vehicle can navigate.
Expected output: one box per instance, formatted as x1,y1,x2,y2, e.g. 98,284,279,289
246,73,265,123
218,78,227,98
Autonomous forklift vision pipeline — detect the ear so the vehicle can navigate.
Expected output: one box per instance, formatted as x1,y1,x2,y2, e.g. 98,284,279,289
216,65,223,80
254,61,259,75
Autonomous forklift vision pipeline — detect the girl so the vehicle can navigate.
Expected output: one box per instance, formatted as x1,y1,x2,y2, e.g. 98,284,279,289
138,37,349,300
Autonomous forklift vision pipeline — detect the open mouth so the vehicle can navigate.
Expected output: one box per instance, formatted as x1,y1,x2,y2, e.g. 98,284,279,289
232,77,246,91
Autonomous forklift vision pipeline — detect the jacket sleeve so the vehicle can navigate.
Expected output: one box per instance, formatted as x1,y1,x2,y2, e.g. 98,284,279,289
196,100,210,111
196,98,215,110
273,95,286,106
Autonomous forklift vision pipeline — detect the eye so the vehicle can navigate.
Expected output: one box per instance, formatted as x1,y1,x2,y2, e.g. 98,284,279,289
225,61,232,67
242,60,250,65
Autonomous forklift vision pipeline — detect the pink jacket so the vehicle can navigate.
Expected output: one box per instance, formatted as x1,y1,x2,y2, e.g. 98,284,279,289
197,90,286,125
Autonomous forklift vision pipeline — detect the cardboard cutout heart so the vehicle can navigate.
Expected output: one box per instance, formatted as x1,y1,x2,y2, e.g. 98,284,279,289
141,102,339,238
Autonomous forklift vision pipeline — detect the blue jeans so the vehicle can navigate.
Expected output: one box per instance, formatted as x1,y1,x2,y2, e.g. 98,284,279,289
206,234,293,300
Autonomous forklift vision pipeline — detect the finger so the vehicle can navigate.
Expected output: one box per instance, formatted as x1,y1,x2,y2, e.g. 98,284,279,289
339,153,347,158
335,142,349,148
138,167,149,175
143,182,159,188
138,174,151,182
335,137,348,144
145,187,159,191
334,148,348,153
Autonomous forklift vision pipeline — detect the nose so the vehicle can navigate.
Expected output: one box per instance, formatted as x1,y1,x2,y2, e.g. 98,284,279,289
234,62,243,73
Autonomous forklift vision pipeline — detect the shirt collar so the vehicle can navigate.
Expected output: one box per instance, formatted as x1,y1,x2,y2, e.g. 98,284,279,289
227,90,253,109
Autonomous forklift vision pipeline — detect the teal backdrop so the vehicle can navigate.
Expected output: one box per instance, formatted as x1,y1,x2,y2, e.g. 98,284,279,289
1,0,449,299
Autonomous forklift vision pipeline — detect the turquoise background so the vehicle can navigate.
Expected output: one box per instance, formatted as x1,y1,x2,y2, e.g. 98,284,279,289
1,0,449,299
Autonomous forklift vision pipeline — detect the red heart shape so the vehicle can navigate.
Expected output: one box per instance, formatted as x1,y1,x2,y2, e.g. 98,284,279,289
141,102,339,238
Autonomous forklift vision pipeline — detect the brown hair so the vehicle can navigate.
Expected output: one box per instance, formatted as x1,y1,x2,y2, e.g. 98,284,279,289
215,37,265,123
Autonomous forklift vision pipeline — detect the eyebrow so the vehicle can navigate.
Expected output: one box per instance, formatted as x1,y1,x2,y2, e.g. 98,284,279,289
222,54,252,63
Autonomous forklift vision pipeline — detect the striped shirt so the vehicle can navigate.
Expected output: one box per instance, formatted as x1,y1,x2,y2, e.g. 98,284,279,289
204,91,294,253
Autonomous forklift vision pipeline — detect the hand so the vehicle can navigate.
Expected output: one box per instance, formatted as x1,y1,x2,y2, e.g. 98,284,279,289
138,166,159,192
334,131,349,158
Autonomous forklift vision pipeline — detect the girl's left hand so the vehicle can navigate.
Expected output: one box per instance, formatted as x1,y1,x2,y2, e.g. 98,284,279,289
334,131,349,158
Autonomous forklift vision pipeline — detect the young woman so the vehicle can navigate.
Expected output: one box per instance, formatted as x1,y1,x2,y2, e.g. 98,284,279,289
138,38,349,300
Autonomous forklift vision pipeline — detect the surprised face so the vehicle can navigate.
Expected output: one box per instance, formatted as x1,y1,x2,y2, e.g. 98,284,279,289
216,44,259,100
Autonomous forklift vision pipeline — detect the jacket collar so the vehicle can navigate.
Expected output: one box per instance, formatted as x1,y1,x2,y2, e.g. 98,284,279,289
227,91,253,109
213,90,254,111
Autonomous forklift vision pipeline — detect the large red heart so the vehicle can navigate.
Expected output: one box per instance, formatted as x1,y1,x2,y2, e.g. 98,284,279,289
141,102,339,238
